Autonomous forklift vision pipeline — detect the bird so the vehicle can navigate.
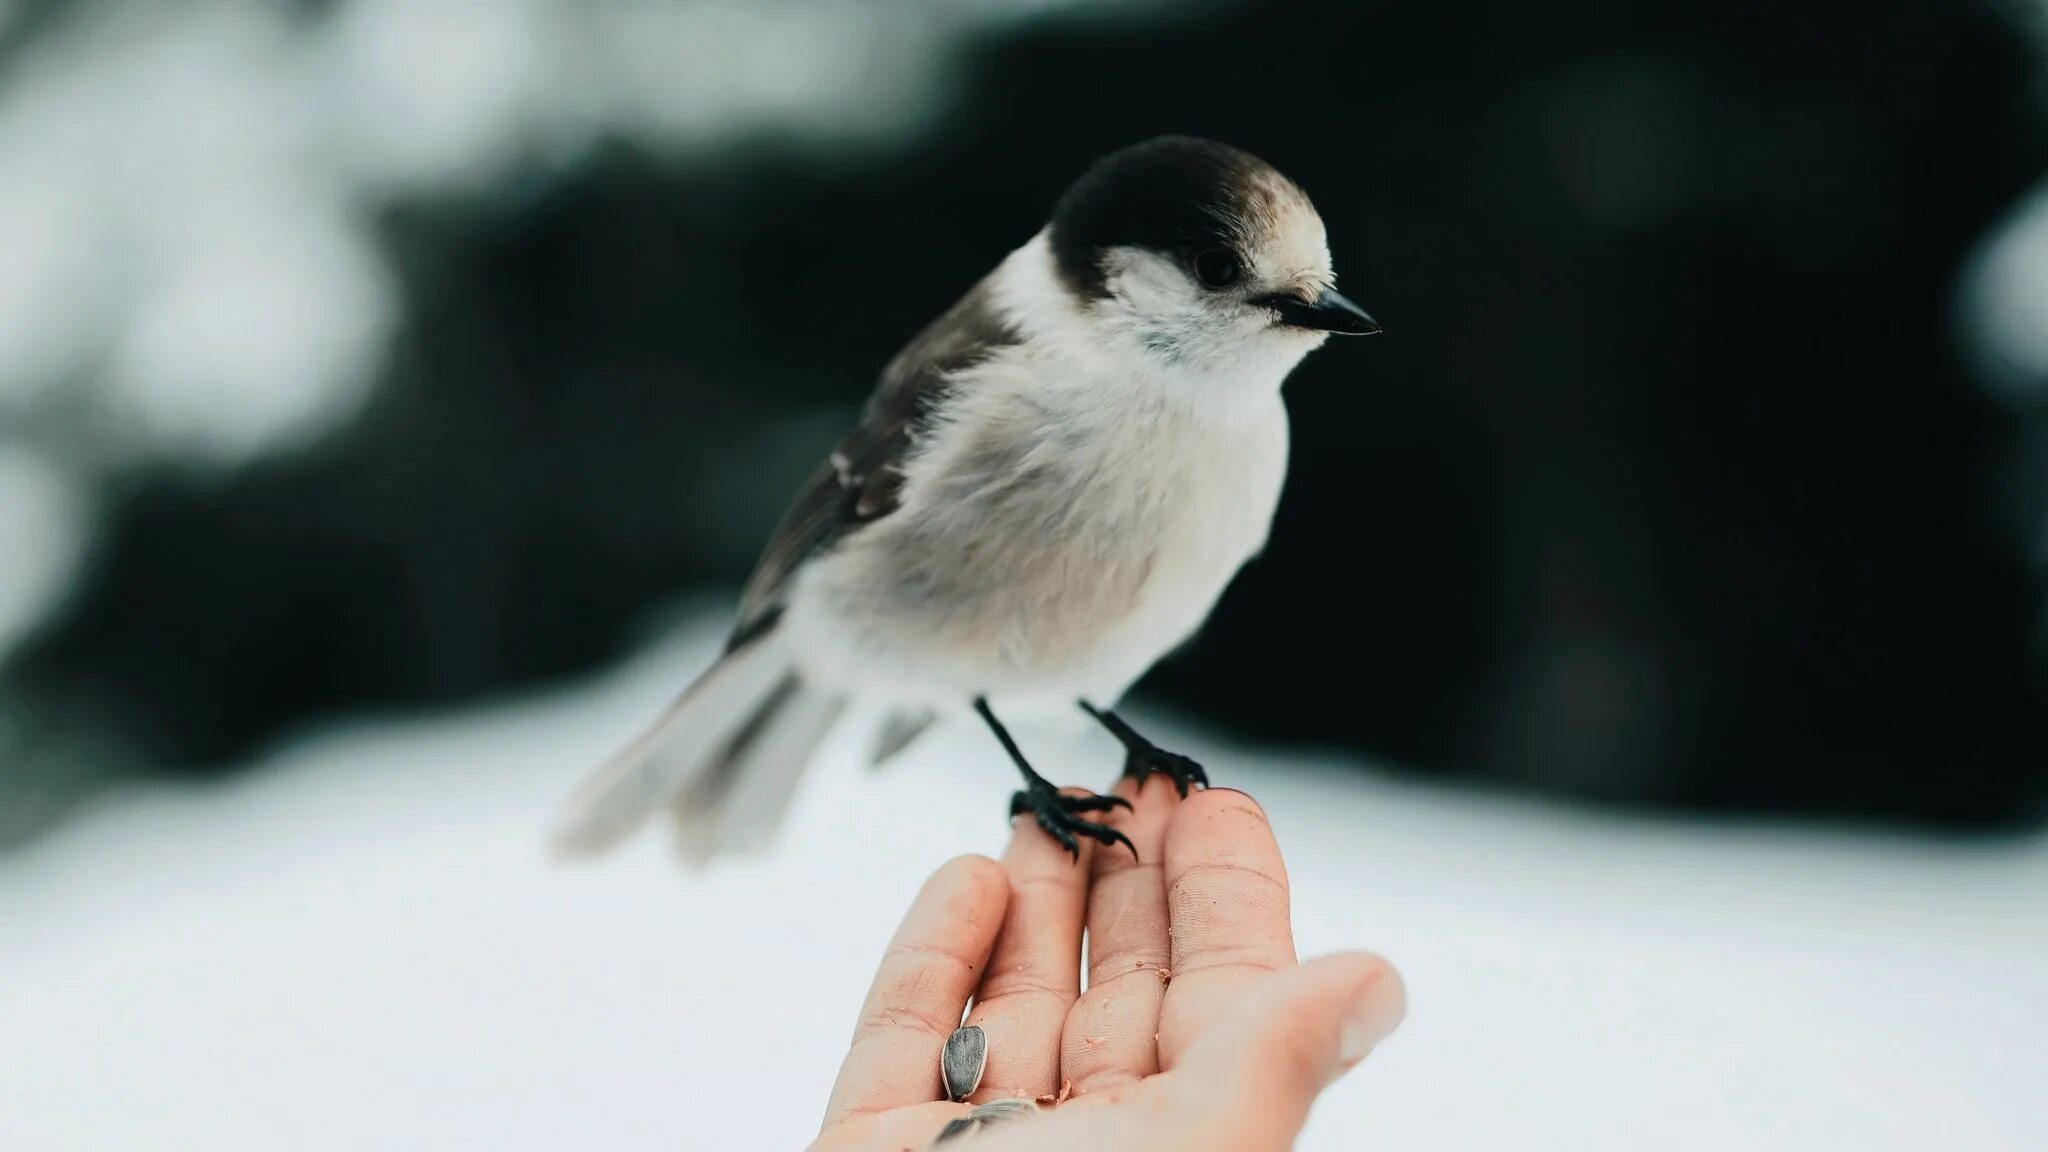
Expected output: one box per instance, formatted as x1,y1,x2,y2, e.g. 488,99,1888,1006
551,135,1378,865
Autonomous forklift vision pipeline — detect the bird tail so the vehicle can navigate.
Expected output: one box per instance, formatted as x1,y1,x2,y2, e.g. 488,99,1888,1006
867,708,935,769
549,632,844,863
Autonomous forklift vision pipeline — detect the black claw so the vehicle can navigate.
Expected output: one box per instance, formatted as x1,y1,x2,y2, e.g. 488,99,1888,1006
1009,786,1141,863
1047,820,1080,861
1092,825,1138,860
1122,747,1209,798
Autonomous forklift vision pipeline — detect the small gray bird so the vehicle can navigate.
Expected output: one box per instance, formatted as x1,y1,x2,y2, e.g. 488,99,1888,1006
552,136,1377,864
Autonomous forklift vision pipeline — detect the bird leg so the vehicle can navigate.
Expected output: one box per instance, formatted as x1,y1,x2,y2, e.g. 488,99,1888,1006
1079,701,1210,797
974,698,1135,862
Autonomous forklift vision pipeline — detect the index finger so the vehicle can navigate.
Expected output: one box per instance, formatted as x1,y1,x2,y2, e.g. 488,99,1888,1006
821,855,1010,1130
1156,788,1296,1071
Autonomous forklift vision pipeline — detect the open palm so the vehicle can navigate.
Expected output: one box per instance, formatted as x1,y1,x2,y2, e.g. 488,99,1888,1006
810,774,1404,1151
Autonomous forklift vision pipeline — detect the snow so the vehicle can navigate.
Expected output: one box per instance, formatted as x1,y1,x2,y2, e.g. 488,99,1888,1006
2,606,2042,1151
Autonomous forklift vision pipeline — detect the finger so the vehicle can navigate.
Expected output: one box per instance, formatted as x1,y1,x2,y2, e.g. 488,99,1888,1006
964,791,1097,1103
1158,788,1296,1070
1164,952,1405,1148
1061,773,1180,1095
822,855,1009,1130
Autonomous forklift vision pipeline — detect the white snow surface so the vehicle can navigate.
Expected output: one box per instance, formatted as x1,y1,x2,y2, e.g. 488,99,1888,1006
1,608,2043,1151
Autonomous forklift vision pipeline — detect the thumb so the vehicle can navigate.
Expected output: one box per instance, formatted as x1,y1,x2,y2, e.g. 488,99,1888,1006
1166,952,1406,1149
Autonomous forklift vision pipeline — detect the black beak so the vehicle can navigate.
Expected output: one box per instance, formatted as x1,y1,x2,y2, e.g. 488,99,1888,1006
1259,287,1381,335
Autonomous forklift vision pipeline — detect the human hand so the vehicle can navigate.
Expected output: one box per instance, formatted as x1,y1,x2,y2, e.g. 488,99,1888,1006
809,775,1405,1151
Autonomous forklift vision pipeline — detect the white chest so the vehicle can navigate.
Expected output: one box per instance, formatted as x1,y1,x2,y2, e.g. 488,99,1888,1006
785,368,1291,706
1081,393,1290,689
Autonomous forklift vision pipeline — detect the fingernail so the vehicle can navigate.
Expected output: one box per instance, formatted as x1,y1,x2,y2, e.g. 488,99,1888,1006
1337,975,1401,1068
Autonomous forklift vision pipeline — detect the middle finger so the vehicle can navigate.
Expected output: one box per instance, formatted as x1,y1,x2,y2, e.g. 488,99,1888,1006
963,789,1097,1103
1061,772,1182,1096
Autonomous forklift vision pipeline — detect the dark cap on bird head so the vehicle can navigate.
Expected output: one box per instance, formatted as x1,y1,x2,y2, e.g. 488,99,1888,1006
1047,135,1379,335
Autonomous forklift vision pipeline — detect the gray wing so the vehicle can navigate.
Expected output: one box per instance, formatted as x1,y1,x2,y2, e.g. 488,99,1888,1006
724,276,1016,652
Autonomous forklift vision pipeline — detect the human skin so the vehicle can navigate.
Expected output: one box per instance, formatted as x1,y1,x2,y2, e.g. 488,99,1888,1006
808,778,1405,1152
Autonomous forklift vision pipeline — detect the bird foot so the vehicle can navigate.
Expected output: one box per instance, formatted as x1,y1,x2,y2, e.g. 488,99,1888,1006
1122,744,1209,798
1009,784,1136,862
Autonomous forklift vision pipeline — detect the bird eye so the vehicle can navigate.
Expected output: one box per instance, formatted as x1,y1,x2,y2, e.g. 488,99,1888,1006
1192,249,1241,290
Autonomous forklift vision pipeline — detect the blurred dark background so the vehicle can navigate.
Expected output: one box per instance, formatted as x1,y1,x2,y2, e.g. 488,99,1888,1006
2,0,2045,848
